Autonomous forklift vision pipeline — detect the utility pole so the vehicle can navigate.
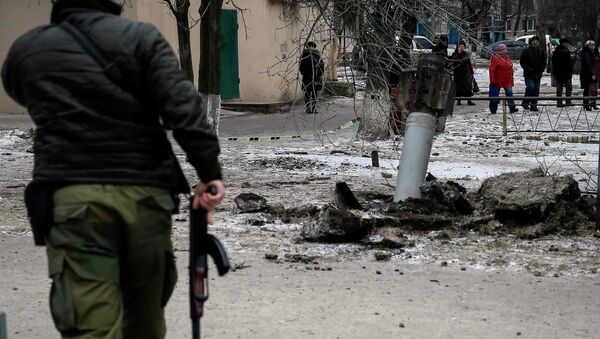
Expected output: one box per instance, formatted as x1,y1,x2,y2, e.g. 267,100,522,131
198,0,223,135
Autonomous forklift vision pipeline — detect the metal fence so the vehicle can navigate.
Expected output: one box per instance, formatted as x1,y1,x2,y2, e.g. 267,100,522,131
456,96,600,135
456,95,600,197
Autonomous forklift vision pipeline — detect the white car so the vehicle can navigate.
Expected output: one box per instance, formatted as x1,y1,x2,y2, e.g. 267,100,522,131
412,35,434,52
393,34,434,52
515,34,556,52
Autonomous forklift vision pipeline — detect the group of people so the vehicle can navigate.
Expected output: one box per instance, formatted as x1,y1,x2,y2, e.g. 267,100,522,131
432,35,479,106
446,35,600,113
302,35,600,115
552,38,600,110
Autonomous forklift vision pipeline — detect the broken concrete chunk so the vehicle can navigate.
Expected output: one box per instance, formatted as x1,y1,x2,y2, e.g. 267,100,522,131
477,168,580,224
361,214,401,229
425,173,437,181
334,182,362,210
233,193,267,213
373,251,392,261
300,205,368,243
421,181,473,215
363,227,408,249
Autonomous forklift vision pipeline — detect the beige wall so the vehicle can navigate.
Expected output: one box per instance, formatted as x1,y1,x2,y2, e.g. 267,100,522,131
0,0,53,113
0,0,314,113
222,0,301,102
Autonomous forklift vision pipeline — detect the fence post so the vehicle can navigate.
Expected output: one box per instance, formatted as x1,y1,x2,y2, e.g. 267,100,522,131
502,98,508,136
0,312,7,339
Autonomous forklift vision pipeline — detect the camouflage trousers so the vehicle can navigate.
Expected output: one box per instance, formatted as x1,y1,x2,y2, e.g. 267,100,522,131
45,184,177,339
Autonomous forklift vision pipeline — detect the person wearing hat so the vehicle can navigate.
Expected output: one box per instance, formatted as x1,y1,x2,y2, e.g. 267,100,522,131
489,43,518,114
519,35,547,111
580,40,598,110
1,0,225,337
450,40,477,105
551,37,575,107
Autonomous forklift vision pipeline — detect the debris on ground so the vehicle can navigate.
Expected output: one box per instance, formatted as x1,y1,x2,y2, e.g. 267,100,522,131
284,169,597,245
373,251,392,261
251,157,326,171
334,181,362,210
472,168,597,237
300,205,368,242
233,193,268,213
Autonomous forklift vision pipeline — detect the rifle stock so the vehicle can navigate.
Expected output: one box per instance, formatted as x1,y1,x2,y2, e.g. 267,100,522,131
189,191,230,339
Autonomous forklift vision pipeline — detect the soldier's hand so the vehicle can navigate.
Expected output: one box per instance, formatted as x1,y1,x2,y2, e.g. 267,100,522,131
193,180,225,224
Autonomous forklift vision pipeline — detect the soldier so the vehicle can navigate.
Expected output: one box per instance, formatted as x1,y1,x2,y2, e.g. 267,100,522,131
1,0,225,338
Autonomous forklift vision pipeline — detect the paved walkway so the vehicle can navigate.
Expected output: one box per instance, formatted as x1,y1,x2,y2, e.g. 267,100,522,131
0,98,360,138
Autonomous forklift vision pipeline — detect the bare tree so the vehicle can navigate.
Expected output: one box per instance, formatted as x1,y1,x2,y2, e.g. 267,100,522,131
269,0,491,140
161,0,197,84
198,0,223,134
461,0,495,47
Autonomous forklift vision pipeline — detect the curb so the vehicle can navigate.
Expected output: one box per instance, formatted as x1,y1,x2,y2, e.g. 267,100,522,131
219,117,361,143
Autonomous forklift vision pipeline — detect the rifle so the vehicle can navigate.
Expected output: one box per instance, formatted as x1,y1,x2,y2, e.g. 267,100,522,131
189,187,230,339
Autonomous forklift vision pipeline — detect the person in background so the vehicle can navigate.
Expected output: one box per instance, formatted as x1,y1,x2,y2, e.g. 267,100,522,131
592,42,600,109
432,34,449,58
299,41,325,114
551,38,574,107
520,35,547,111
580,40,597,110
451,40,476,105
489,44,518,114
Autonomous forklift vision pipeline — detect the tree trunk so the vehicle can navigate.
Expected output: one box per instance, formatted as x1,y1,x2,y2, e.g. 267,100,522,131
198,0,223,135
356,0,407,141
357,33,393,140
358,88,392,141
513,0,522,36
357,45,392,139
176,0,194,84
327,35,339,82
532,0,545,44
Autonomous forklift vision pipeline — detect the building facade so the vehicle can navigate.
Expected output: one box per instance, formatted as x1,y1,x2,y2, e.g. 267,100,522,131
0,0,313,113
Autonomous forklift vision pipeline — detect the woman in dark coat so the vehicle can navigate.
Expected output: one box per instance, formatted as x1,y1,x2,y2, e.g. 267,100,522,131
451,40,476,105
580,40,597,110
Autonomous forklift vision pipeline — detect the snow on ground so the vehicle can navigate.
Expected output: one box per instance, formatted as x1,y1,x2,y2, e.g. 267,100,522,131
0,88,598,277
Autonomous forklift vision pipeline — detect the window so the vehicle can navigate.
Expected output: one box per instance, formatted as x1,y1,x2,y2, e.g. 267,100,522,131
522,17,536,32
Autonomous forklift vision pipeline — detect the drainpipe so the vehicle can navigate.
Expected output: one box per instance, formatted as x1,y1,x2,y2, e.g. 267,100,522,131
394,53,456,202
